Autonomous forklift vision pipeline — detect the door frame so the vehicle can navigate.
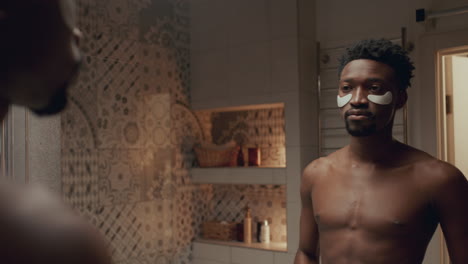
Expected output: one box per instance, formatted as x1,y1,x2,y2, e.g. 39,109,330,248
435,45,468,165
415,28,468,264
435,45,468,264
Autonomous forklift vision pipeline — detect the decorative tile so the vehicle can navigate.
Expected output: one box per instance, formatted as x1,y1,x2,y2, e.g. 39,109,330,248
141,148,175,201
210,185,287,242
62,56,99,149
94,203,144,262
138,94,172,150
76,0,98,55
197,107,286,167
95,59,170,149
174,186,212,249
63,0,213,263
128,200,175,257
76,201,175,263
94,0,140,42
62,148,99,209
98,149,143,206
137,43,189,105
171,103,204,185
61,96,98,150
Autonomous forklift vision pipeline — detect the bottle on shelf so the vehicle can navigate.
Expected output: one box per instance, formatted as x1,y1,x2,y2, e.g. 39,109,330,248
260,220,270,244
237,145,245,166
243,206,252,243
248,146,261,166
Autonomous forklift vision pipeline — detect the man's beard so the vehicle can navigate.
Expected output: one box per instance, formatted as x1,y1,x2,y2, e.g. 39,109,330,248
345,120,377,137
32,87,68,116
32,58,82,116
344,110,377,137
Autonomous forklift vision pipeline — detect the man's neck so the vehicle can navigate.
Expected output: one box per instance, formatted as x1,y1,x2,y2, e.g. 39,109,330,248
348,129,398,164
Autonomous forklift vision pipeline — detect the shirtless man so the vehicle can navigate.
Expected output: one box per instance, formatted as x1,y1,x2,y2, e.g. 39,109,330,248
0,1,111,263
295,39,468,264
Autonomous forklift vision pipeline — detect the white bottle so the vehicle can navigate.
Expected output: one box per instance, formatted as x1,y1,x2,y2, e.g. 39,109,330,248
260,220,270,243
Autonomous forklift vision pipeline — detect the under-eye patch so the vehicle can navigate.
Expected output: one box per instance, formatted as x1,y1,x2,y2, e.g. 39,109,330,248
337,91,393,107
337,94,352,107
367,91,393,105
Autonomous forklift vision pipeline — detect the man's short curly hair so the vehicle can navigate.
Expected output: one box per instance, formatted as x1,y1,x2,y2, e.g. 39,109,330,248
338,39,415,90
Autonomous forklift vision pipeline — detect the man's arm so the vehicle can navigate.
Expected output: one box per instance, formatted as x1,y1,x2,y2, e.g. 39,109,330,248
294,164,320,264
433,164,468,264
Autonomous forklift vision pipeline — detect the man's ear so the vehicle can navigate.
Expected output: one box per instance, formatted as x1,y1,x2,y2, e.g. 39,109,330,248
396,89,407,109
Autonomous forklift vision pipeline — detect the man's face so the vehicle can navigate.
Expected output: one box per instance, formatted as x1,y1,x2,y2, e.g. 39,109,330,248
338,59,405,137
1,0,82,115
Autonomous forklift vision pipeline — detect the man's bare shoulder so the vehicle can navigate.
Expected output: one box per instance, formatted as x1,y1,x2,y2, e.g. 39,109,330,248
0,182,111,264
398,144,466,190
302,147,347,186
413,155,466,192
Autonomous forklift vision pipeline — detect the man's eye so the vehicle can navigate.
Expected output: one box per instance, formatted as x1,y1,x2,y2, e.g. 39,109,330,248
370,86,381,92
341,85,351,91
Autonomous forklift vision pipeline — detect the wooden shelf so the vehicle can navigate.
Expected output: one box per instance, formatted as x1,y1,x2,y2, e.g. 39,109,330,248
191,167,286,185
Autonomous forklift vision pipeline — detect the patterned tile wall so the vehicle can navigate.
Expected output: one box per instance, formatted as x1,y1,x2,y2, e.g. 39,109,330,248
62,0,213,263
65,2,288,263
195,107,286,167
208,184,287,243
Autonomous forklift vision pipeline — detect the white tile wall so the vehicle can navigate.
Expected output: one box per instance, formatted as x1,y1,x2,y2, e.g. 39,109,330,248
297,0,316,40
299,90,319,147
322,128,349,149
190,0,230,52
283,95,301,147
320,89,339,109
228,0,269,47
299,38,318,92
191,50,229,103
286,202,301,255
320,109,342,129
286,147,301,204
193,242,231,263
274,252,296,264
231,247,274,264
270,0,298,39
193,258,229,264
228,42,271,98
273,168,288,185
300,146,318,169
320,69,339,90
193,242,293,264
271,38,299,93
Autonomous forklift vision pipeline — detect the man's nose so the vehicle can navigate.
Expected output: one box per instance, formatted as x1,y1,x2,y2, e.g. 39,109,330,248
350,87,368,106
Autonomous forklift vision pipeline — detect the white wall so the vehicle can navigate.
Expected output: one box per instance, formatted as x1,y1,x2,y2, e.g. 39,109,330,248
452,55,468,177
27,113,62,193
4,107,61,193
190,0,300,109
316,0,411,46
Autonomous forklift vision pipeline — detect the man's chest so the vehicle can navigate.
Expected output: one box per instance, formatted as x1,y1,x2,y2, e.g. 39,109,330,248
311,170,436,237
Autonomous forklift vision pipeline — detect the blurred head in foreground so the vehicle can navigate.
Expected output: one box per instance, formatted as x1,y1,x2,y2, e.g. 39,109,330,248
0,0,82,117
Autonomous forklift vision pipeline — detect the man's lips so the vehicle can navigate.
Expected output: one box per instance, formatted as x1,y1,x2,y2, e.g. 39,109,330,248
345,110,373,120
